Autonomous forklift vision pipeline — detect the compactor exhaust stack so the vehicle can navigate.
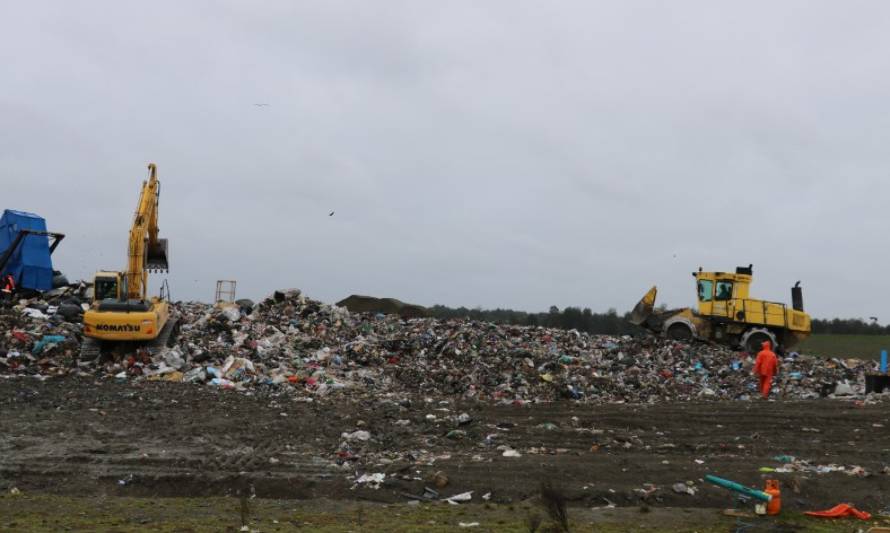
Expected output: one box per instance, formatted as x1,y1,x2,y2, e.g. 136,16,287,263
791,281,803,312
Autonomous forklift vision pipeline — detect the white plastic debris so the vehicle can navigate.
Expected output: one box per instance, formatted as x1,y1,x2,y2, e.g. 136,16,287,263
342,430,371,441
221,306,241,322
445,491,473,505
833,381,855,396
23,308,47,319
672,482,697,495
355,473,385,489
164,350,185,370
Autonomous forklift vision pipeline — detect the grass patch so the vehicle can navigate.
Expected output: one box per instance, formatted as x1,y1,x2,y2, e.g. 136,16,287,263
798,334,890,359
0,493,884,532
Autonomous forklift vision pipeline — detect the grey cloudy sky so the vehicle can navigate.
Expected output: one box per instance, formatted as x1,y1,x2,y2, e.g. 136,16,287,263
2,1,887,319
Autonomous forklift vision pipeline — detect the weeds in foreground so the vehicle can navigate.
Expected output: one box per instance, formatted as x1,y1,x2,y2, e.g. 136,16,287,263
540,481,571,532
525,510,543,532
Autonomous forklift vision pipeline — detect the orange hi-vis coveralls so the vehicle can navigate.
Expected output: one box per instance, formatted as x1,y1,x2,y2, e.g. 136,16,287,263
753,341,778,398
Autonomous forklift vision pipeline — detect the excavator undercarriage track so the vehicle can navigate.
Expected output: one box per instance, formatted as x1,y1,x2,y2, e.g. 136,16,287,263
79,337,102,361
147,314,179,355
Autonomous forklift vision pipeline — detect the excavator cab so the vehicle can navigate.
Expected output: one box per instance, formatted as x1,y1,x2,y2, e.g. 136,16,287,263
93,272,121,302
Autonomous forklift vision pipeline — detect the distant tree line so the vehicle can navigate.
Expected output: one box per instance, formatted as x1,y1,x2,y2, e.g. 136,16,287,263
428,305,890,336
810,318,890,335
427,305,640,336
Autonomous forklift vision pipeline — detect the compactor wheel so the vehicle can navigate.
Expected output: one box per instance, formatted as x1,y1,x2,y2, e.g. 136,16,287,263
741,328,778,354
666,323,693,341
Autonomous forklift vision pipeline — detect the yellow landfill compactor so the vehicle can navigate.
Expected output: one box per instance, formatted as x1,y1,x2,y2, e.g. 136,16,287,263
629,265,811,353
81,163,176,358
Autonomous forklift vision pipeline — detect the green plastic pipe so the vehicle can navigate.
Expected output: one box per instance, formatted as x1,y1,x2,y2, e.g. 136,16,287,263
704,475,772,502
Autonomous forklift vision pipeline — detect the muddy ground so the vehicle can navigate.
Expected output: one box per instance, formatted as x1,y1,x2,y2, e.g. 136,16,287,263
1,377,889,530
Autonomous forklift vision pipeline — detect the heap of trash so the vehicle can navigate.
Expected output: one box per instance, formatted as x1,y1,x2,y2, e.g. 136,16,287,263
0,282,90,376
0,288,881,403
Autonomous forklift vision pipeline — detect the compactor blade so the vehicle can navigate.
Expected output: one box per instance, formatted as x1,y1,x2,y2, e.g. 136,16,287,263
628,286,658,325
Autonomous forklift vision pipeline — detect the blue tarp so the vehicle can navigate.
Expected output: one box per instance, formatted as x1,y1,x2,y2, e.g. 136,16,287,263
0,210,54,291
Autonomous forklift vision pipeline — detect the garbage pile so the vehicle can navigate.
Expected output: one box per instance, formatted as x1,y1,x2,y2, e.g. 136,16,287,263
0,283,90,375
0,287,881,404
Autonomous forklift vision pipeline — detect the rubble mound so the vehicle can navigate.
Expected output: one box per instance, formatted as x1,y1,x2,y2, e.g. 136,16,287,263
336,294,429,318
0,288,878,403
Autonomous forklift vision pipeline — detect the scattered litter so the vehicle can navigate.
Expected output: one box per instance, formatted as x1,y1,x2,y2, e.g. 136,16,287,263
704,475,769,502
767,457,871,476
429,471,449,489
672,482,696,496
805,503,871,520
355,473,385,489
444,491,473,505
342,430,371,442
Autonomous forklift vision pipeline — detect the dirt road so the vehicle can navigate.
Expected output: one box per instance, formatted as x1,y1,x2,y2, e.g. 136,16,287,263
1,377,888,516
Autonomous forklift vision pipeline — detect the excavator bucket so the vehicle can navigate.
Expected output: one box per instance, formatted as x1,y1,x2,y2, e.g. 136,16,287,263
146,238,169,272
628,286,658,326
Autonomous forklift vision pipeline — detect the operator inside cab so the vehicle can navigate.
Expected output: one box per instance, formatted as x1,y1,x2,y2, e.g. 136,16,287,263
94,276,118,301
716,281,733,300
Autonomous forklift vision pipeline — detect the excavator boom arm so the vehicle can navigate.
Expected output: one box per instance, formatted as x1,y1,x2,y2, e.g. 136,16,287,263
126,163,168,300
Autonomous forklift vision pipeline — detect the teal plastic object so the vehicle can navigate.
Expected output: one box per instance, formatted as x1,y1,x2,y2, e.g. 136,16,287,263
704,474,772,502
31,335,66,354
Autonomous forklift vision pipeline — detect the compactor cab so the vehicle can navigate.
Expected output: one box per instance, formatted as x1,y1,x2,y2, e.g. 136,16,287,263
693,266,755,320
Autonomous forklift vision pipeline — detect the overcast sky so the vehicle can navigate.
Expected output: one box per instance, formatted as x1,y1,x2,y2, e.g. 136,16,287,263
2,1,887,320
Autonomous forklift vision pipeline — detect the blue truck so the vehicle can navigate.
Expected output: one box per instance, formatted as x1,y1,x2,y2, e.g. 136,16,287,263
0,210,65,292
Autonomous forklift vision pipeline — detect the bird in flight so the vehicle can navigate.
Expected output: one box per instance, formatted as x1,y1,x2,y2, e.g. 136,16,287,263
253,103,270,107
329,211,335,217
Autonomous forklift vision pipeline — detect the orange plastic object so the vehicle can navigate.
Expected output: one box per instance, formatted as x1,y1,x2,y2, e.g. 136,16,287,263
804,503,872,520
764,480,781,515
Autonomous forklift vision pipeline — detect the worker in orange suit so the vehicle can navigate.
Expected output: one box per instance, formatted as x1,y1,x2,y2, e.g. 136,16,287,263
0,274,14,299
753,340,778,399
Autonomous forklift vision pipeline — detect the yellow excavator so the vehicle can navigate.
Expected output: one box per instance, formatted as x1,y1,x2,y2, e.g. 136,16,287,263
81,163,177,359
629,265,811,353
